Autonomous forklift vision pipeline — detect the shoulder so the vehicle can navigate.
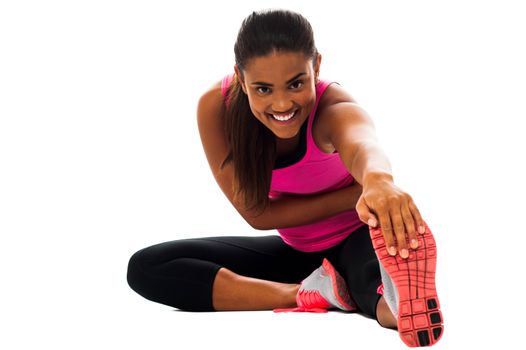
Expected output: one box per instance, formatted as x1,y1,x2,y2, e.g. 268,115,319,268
196,78,226,150
198,79,223,106
315,81,359,149
198,72,236,112
318,81,358,110
316,81,377,154
196,78,231,182
197,79,225,125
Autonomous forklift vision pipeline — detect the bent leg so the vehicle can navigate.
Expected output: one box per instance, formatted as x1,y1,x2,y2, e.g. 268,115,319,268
127,235,324,311
212,265,299,311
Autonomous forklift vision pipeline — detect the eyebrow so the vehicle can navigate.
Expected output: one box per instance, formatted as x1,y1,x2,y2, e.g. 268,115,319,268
250,72,307,87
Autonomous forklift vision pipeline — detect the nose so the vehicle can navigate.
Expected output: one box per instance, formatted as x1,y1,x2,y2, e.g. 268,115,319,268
271,91,294,113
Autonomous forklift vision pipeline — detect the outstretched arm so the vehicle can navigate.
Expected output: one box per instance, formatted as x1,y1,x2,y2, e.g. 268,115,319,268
324,102,425,259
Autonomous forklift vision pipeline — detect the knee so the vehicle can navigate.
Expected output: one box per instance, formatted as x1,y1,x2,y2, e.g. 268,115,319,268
127,245,198,309
126,241,219,312
127,244,168,298
126,248,150,295
126,241,172,292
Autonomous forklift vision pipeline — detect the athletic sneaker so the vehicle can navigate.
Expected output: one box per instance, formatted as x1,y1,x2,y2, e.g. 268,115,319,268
273,258,357,313
369,220,444,347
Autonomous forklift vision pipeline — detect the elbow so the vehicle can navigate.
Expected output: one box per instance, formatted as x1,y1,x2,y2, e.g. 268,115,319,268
233,196,274,231
249,217,260,230
247,214,272,231
248,217,266,231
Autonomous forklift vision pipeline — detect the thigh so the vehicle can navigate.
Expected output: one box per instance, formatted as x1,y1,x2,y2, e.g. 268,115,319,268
134,234,325,284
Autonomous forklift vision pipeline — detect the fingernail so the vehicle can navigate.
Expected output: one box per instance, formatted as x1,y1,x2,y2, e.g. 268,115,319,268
401,249,409,259
411,239,418,249
418,226,425,234
388,247,397,255
368,218,377,227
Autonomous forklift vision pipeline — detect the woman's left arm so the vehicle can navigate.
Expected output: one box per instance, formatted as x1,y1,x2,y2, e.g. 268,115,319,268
324,102,425,259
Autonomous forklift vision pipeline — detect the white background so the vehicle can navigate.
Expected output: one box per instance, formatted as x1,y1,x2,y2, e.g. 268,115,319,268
1,0,525,349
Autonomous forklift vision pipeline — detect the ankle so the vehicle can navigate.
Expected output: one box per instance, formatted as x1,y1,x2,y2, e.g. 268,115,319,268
376,296,398,329
284,284,301,308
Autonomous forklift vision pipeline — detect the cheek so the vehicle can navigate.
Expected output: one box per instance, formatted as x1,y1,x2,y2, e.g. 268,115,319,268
246,95,261,112
248,102,268,121
248,100,265,115
300,91,316,110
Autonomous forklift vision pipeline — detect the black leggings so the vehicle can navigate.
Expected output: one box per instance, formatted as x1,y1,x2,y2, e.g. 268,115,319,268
127,224,383,318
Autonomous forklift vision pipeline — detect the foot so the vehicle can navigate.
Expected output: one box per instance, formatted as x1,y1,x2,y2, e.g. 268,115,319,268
370,220,444,347
273,258,357,313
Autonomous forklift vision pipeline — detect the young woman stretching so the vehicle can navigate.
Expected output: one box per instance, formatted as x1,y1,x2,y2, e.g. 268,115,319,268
127,9,444,347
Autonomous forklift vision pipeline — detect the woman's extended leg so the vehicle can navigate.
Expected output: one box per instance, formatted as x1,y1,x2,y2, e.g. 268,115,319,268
326,225,397,327
376,295,397,329
127,235,324,311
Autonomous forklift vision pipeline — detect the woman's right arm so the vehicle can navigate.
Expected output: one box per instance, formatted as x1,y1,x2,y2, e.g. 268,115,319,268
254,184,362,230
197,81,362,230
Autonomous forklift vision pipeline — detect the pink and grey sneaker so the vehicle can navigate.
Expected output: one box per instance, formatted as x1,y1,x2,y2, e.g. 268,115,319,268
370,220,444,347
273,258,357,313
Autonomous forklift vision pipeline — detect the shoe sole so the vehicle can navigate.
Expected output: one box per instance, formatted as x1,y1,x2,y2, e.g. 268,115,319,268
322,258,357,312
369,220,444,347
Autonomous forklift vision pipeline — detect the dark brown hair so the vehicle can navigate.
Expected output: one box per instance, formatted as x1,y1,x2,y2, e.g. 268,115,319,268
220,9,319,217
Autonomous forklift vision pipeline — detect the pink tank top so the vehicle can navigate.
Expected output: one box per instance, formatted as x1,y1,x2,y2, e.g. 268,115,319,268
221,73,366,252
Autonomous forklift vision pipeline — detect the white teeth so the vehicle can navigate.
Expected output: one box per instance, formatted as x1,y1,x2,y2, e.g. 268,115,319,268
272,111,295,121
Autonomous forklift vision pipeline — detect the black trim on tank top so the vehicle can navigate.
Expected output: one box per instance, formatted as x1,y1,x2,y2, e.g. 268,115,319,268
273,118,308,170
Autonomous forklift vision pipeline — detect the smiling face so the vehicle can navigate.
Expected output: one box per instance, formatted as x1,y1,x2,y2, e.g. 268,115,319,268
234,50,321,140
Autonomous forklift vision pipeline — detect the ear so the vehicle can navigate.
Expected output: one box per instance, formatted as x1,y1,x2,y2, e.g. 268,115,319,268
314,53,322,81
233,64,247,94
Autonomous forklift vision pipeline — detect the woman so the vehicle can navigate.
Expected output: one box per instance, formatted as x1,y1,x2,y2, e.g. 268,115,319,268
127,9,443,347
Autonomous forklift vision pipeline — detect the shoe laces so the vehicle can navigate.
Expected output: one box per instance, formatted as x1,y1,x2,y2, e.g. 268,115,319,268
272,289,331,313
297,289,331,310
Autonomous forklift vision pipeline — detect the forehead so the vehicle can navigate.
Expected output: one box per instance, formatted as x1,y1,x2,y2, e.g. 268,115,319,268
244,51,312,82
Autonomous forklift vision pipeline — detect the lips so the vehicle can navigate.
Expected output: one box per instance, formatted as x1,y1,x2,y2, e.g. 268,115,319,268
267,110,299,125
270,109,297,118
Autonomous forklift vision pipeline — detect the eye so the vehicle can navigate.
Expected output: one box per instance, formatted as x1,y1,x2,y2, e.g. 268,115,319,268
256,86,271,94
290,80,304,89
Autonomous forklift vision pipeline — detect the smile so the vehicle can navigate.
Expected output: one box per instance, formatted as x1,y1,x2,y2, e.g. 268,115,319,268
268,110,298,124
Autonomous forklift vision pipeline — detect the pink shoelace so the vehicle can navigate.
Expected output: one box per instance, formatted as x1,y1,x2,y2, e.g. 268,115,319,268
273,289,332,313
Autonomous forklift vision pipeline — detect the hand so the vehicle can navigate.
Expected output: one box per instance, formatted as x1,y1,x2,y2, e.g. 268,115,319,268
355,175,425,259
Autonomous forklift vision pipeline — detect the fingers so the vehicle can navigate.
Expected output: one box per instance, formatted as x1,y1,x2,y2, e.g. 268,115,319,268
375,201,398,256
358,186,425,260
356,194,379,228
408,200,426,235
391,210,409,259
402,200,418,250
379,196,422,259
386,200,409,259
377,212,397,256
